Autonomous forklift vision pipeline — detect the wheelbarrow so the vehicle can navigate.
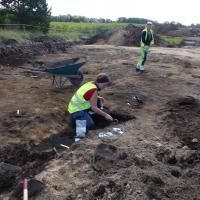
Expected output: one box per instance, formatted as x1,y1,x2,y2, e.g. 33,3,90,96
24,57,86,88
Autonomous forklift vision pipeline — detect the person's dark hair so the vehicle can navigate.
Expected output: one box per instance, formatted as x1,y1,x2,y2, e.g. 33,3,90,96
95,73,111,84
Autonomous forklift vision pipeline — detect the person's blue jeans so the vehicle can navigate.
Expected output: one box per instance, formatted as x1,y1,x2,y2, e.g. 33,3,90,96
71,110,95,129
70,98,103,130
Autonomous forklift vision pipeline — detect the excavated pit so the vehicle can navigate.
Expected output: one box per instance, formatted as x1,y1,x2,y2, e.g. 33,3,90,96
0,110,134,194
92,110,136,129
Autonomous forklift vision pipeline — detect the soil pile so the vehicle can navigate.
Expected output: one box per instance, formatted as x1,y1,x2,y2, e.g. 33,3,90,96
165,29,200,37
87,24,166,47
0,36,72,67
87,24,143,46
156,23,179,35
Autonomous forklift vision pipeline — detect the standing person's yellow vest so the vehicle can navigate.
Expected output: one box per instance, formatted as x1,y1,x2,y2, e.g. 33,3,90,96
141,28,154,46
68,81,97,114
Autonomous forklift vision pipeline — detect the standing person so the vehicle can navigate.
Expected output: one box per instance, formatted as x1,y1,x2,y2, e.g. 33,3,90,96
136,21,154,73
68,73,113,138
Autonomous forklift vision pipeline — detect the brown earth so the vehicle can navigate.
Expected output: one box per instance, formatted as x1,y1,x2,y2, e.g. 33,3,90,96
165,29,200,37
0,36,72,67
87,24,143,46
0,44,200,199
86,24,173,47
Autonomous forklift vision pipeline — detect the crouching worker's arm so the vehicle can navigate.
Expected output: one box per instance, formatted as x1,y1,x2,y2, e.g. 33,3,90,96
90,91,113,121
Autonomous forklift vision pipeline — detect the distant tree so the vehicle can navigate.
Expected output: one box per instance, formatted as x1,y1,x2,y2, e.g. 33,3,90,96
0,7,13,25
0,0,51,32
117,17,154,24
155,22,186,34
195,24,200,28
50,15,113,23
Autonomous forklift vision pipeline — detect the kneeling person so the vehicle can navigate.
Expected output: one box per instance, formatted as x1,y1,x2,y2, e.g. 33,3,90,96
68,73,113,137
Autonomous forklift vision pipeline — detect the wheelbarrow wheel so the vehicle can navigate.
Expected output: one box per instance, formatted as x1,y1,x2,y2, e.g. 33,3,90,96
69,70,83,86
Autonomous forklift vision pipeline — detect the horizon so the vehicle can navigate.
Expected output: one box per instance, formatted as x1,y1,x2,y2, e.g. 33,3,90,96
47,0,200,26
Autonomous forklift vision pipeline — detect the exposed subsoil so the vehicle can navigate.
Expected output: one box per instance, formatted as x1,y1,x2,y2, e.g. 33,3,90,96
0,44,200,199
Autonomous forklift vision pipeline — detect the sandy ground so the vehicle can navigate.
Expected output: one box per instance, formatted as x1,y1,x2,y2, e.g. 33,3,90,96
0,45,200,199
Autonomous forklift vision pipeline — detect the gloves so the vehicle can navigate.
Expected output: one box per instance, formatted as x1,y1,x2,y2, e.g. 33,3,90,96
151,40,155,45
141,43,145,47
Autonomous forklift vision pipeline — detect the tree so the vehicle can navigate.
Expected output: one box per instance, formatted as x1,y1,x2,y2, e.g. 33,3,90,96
0,0,51,32
50,15,113,23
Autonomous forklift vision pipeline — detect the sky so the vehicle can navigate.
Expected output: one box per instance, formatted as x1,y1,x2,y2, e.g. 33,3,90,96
47,0,200,25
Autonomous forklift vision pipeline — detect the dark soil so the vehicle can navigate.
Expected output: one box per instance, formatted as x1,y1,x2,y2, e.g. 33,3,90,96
0,128,74,193
161,96,200,150
0,44,200,199
0,108,133,195
0,36,72,67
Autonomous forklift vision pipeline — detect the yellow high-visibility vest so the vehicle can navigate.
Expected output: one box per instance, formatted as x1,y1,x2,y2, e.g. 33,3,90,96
141,28,154,46
68,81,97,114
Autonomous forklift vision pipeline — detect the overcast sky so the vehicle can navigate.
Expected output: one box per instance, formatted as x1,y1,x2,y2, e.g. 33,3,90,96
47,0,200,25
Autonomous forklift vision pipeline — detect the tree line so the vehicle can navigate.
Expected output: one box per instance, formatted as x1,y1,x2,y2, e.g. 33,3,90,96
51,15,199,29
0,0,199,33
51,15,113,23
51,15,156,24
0,0,51,32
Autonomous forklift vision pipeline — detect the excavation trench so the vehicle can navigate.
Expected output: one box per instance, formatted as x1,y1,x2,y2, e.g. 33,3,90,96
0,111,134,193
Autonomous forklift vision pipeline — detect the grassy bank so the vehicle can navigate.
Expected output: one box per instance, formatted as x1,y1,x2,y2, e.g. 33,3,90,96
49,22,128,41
158,35,184,46
0,22,129,42
0,29,45,43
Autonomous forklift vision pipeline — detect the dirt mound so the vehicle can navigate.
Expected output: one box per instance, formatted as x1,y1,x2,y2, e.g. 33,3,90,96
166,29,200,37
156,23,200,37
92,143,130,172
87,24,143,46
161,96,200,150
87,24,166,47
156,23,179,35
0,36,72,67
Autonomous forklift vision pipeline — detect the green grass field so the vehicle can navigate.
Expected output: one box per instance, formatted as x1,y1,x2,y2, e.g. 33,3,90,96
49,22,128,41
0,29,46,43
158,35,184,46
0,22,129,42
0,22,185,46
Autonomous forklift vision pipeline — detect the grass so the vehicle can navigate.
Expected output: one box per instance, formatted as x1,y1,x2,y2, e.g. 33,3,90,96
0,22,129,42
0,29,48,43
158,35,184,46
49,22,129,41
0,29,29,43
0,23,185,46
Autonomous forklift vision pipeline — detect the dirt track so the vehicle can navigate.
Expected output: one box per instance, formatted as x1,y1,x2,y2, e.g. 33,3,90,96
0,45,200,199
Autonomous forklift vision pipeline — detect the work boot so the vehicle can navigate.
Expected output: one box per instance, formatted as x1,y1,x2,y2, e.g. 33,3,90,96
136,64,140,72
135,68,140,72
